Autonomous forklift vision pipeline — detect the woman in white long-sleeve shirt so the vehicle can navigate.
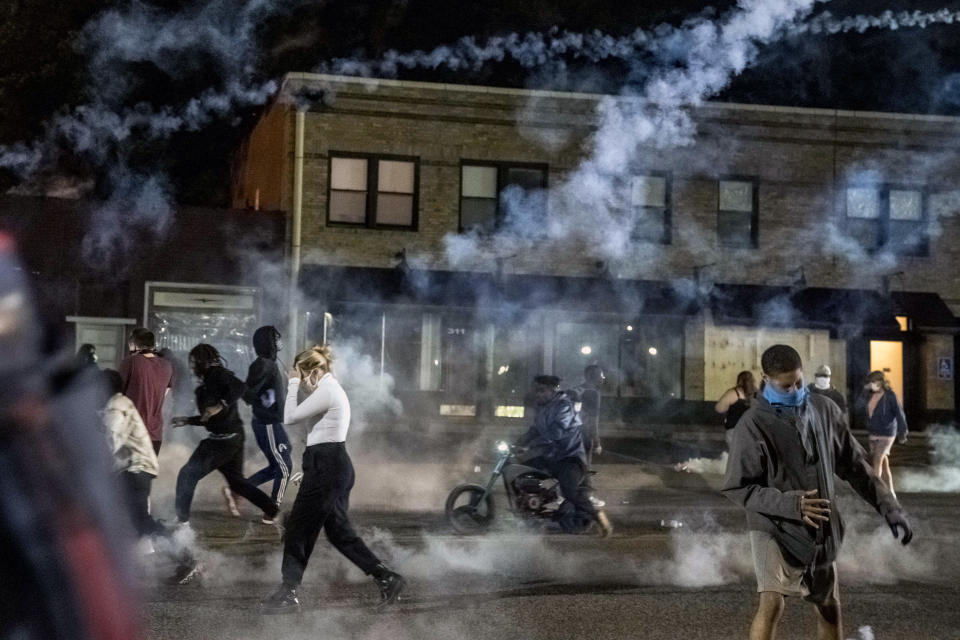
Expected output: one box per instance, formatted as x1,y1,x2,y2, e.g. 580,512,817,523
259,344,406,615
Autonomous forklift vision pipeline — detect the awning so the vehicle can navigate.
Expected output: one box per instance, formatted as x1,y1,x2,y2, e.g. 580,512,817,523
709,284,902,333
891,292,959,332
299,266,701,318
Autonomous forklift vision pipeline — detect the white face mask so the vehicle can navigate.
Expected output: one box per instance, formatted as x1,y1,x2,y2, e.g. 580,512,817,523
814,377,830,390
868,382,882,392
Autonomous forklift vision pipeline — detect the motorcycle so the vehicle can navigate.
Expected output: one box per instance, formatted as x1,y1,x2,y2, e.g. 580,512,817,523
445,441,565,534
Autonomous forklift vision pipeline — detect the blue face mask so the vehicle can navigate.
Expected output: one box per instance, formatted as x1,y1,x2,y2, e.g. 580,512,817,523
763,380,808,407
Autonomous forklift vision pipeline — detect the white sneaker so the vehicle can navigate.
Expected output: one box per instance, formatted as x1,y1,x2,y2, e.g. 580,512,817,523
222,486,241,517
290,471,303,485
589,495,606,508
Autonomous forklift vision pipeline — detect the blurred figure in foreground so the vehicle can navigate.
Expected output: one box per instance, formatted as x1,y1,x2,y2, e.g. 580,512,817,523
0,234,140,639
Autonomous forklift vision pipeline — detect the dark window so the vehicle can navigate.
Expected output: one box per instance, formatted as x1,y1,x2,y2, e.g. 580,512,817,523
718,178,758,248
630,173,671,244
459,161,548,231
845,186,928,256
552,319,683,399
328,153,419,230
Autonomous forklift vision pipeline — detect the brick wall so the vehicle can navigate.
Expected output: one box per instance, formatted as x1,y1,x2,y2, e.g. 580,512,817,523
241,75,960,311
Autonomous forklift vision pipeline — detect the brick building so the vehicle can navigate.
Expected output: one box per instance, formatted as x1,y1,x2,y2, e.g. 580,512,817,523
232,73,959,427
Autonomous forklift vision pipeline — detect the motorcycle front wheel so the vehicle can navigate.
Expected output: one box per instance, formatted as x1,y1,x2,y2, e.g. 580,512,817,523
445,484,495,535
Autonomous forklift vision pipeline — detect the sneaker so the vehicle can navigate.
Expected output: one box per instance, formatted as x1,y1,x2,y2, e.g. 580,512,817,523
373,566,406,609
222,487,240,517
589,495,606,508
290,471,303,485
166,560,202,585
595,511,614,538
259,585,301,615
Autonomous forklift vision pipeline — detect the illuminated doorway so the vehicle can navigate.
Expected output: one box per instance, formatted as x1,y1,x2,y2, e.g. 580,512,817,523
869,340,903,401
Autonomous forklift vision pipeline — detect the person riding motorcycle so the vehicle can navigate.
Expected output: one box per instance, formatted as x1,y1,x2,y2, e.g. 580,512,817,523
515,375,613,536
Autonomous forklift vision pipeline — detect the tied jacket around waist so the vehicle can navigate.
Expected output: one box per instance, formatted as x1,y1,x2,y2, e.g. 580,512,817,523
722,393,901,567
518,391,586,464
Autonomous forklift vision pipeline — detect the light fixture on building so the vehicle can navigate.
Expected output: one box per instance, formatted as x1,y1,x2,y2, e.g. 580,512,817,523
626,325,634,331
497,365,510,375
433,359,439,366
581,345,592,355
648,347,658,356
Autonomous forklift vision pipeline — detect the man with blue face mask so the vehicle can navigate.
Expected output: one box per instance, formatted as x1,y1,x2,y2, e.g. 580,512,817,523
722,345,913,640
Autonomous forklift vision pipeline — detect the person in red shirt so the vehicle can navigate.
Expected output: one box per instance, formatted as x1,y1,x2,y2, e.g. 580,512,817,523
119,328,174,455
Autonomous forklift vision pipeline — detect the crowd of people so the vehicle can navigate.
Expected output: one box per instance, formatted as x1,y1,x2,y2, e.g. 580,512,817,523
716,362,908,497
84,325,916,638
88,326,406,614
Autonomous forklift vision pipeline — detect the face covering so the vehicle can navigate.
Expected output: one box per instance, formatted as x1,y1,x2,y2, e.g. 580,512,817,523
868,382,882,392
763,380,808,407
814,376,830,390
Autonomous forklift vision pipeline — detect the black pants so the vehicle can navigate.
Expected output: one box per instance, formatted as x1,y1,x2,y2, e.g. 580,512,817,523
175,435,279,522
120,470,164,537
527,455,597,533
580,428,594,490
281,442,381,587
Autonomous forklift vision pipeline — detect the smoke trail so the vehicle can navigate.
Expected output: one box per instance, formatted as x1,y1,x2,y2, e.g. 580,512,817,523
798,9,960,36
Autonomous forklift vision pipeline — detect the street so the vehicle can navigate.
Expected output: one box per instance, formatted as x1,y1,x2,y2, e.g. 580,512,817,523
142,486,960,640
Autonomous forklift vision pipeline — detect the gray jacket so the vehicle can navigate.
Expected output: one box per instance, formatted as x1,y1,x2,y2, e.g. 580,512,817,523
722,393,901,567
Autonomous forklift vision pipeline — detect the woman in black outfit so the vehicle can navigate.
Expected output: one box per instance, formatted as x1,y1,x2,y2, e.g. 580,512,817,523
172,344,279,525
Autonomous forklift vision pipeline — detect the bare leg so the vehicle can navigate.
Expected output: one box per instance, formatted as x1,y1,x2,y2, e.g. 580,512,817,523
882,455,896,498
871,451,888,491
814,597,842,640
749,592,785,640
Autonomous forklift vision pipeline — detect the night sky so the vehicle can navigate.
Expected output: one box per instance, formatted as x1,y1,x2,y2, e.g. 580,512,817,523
3,0,960,205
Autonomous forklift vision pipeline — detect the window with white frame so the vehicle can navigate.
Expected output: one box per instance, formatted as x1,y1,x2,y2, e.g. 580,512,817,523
459,162,547,231
718,178,758,248
328,154,418,229
630,174,671,244
845,185,928,255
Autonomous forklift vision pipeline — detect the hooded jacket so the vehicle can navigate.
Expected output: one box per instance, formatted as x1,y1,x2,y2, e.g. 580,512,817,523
722,393,900,568
243,326,286,423
518,391,586,464
855,389,907,438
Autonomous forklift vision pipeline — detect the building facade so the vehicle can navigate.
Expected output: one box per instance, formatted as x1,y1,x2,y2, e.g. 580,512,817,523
233,73,960,427
0,195,286,378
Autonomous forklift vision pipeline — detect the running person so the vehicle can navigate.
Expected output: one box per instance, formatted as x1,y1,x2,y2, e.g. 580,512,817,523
259,344,405,614
171,344,280,525
243,326,292,507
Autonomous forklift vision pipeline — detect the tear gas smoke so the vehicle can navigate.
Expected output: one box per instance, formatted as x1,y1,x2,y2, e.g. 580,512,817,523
898,425,960,493
675,452,729,476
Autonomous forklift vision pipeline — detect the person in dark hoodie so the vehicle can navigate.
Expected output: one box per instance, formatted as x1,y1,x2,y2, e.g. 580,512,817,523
516,374,612,536
722,345,913,640
243,326,292,507
171,344,280,526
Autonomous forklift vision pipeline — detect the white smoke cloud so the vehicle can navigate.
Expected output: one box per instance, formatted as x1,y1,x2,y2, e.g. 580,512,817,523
898,425,960,493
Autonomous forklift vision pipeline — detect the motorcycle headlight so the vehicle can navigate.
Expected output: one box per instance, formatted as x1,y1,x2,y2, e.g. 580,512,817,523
496,441,510,453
